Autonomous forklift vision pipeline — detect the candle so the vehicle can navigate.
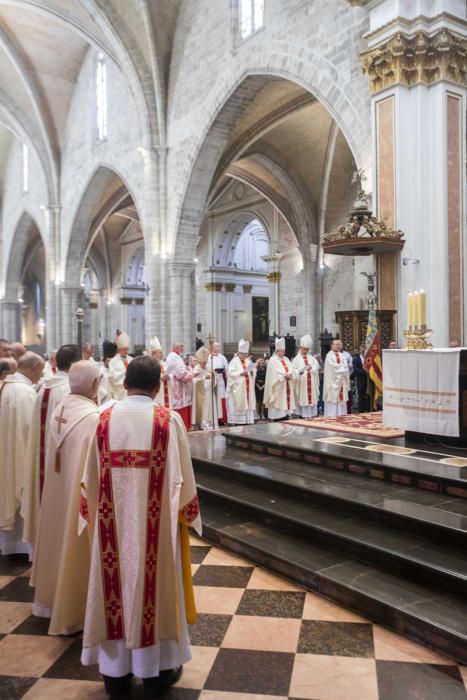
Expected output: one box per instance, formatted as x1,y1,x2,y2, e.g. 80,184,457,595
413,291,421,328
407,292,414,328
419,289,426,327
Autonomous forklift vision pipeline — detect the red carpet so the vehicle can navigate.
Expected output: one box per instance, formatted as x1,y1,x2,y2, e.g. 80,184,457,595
287,412,404,439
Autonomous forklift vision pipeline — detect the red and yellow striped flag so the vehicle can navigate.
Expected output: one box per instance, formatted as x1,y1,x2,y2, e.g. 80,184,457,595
364,308,383,408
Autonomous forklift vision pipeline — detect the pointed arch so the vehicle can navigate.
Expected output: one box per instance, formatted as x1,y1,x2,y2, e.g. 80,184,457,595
4,211,44,300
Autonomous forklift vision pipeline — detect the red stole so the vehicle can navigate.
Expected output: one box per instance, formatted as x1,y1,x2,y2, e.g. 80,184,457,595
52,367,57,375
122,357,128,370
303,356,312,404
96,404,170,647
280,358,290,409
240,358,250,405
39,388,51,500
161,365,169,408
335,352,344,401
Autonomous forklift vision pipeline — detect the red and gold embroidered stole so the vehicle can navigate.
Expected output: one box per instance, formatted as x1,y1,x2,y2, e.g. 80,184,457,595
39,388,51,500
303,356,312,404
97,404,170,647
240,358,250,406
279,359,290,409
335,352,344,401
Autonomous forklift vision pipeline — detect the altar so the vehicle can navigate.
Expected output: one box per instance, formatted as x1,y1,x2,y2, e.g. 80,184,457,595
383,348,467,441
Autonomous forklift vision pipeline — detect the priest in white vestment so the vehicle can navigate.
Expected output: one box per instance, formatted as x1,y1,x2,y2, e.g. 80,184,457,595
43,350,57,380
80,356,201,698
31,361,101,635
292,335,320,418
166,342,193,429
191,346,218,430
209,341,228,424
108,332,133,401
264,337,297,420
22,344,81,552
149,336,172,409
323,339,350,416
0,352,44,555
227,339,256,425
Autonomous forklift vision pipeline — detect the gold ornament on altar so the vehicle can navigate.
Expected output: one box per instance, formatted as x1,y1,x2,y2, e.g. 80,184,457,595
404,290,432,349
323,172,405,256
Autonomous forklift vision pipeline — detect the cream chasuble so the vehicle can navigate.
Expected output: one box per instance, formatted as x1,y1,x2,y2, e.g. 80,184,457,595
323,350,350,415
191,366,218,429
292,353,320,417
264,353,297,419
21,372,70,550
108,355,133,401
154,360,172,409
226,355,256,425
0,373,37,553
80,396,201,678
31,394,99,635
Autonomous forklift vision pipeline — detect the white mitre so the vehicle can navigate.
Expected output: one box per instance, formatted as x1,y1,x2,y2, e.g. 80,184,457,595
148,336,162,352
116,332,130,349
300,334,313,349
275,337,285,351
238,339,250,354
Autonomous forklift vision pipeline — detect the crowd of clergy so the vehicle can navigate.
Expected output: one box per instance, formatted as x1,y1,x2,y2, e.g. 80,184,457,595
0,330,352,697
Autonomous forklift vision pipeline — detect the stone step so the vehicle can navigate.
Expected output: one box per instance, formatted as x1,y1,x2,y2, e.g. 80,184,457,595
221,423,467,500
196,469,467,597
199,500,467,665
192,444,467,549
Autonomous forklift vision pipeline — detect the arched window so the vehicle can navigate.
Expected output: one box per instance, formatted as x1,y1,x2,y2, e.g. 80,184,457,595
231,219,269,270
96,53,108,141
239,0,264,39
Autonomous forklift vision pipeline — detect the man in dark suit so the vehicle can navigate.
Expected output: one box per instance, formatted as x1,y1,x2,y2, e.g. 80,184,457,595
353,344,369,413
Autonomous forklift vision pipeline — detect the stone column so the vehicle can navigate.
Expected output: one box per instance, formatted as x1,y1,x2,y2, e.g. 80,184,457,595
60,287,82,346
225,283,236,342
42,205,61,351
263,253,283,336
243,285,253,342
0,300,20,341
204,281,223,345
168,262,196,351
361,0,467,345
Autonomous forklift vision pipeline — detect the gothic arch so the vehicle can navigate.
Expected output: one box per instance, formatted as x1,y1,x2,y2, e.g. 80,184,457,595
4,211,44,300
64,164,143,287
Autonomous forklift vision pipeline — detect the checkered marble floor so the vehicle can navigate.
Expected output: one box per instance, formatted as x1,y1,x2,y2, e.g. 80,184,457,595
0,538,466,700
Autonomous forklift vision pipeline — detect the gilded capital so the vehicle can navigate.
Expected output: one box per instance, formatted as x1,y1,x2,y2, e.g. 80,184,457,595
225,283,236,292
267,271,281,283
361,29,467,94
243,284,253,293
205,282,223,292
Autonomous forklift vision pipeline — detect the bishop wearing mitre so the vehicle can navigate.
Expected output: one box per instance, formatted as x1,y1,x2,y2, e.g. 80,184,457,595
108,331,132,401
79,356,201,698
22,344,80,552
31,361,100,635
0,352,44,556
323,338,350,416
264,337,297,420
208,341,228,424
292,335,320,418
192,346,218,430
227,339,256,425
166,341,193,429
149,336,172,409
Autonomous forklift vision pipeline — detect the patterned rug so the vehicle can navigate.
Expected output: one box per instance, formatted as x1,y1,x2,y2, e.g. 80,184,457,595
287,412,405,439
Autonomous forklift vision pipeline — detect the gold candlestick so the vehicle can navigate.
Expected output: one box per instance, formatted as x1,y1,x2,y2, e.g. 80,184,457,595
403,327,433,350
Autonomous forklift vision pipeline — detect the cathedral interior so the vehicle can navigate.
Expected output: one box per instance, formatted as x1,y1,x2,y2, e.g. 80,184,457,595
1,1,467,699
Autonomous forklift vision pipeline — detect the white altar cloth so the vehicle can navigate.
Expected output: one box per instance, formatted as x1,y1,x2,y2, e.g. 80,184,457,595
382,348,462,437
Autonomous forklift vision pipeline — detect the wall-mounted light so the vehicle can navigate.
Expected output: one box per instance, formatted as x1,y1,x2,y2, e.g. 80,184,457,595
17,297,24,304
193,257,199,263
55,278,62,286
402,257,420,266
